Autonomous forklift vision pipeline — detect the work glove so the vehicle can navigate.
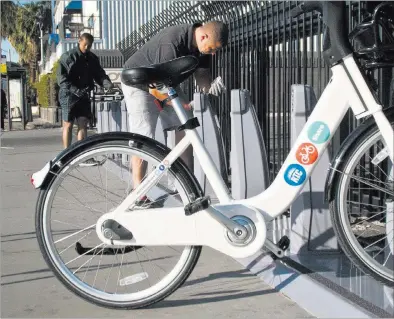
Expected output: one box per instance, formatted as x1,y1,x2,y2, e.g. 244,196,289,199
103,79,114,90
208,76,226,96
74,87,90,98
185,100,194,111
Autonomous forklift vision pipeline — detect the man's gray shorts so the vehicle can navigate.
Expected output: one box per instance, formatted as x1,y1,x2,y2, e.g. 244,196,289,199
121,82,193,139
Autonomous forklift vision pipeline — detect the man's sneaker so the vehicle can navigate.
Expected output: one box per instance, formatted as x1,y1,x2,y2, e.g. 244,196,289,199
79,158,101,167
133,198,156,210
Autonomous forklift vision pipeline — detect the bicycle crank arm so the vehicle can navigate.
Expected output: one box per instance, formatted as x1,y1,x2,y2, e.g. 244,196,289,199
75,242,142,255
96,204,267,259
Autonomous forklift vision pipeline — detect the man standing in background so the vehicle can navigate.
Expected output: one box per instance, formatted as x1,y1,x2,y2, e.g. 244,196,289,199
57,33,113,164
1,88,7,131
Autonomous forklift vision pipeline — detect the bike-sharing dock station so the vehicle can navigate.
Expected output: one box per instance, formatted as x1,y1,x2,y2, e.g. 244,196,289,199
94,80,393,317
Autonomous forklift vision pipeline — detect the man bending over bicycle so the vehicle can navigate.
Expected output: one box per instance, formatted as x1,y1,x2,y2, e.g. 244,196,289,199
121,21,229,208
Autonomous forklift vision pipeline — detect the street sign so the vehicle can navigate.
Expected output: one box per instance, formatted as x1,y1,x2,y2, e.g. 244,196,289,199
1,54,7,74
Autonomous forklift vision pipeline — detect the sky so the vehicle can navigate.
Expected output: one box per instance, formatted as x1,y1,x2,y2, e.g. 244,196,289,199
1,40,19,63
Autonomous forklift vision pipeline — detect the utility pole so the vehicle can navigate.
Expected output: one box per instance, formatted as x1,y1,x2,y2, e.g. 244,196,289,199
40,28,44,66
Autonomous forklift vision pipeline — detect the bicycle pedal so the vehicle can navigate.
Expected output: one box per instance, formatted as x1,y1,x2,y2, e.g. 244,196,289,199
277,235,290,251
184,196,211,216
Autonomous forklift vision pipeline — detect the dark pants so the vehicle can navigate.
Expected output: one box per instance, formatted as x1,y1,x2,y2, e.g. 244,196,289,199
62,98,92,123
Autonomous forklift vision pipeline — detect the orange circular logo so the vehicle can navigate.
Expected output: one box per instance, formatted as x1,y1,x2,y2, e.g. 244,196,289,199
296,143,318,165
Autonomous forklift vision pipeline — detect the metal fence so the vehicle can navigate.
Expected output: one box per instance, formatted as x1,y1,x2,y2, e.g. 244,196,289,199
116,1,393,181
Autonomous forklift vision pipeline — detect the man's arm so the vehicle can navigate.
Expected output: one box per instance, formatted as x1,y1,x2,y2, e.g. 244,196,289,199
91,54,113,89
193,54,212,92
194,68,212,92
57,59,87,97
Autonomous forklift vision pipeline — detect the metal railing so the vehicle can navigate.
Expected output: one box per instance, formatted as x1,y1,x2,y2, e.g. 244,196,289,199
116,1,393,180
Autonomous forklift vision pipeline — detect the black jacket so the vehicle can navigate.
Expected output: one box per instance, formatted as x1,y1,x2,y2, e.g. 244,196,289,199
57,46,111,108
1,89,7,114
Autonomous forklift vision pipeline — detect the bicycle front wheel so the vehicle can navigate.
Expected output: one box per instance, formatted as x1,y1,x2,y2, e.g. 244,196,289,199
330,112,394,286
35,133,202,309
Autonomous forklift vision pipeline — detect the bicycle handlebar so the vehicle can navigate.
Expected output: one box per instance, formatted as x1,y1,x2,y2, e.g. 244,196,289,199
290,1,322,18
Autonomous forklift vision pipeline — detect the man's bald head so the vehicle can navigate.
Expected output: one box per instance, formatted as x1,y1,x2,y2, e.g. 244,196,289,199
195,21,229,55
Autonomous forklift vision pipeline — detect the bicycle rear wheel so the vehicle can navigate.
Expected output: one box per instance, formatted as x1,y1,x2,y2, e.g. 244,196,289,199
330,112,394,286
35,133,202,308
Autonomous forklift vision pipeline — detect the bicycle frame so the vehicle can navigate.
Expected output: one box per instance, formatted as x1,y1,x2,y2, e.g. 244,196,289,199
95,54,394,259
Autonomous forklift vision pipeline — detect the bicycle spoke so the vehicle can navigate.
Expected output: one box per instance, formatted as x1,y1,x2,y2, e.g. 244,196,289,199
54,224,95,244
347,201,387,209
92,244,106,288
66,243,104,266
59,230,94,255
349,210,386,227
383,248,393,267
363,234,388,250
56,190,105,215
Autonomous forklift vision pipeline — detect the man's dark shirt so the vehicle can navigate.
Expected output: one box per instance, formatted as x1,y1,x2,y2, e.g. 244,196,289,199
57,46,110,108
124,23,211,86
1,89,7,114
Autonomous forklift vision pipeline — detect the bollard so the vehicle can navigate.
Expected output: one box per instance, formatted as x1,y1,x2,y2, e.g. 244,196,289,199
230,89,270,200
96,101,111,134
110,101,121,132
193,93,228,200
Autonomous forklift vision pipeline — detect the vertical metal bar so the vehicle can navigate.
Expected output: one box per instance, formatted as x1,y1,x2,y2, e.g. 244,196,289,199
254,2,259,136
249,2,253,97
238,6,242,91
310,11,314,94
289,1,294,104
296,1,301,84
284,1,289,154
271,2,277,173
7,76,11,130
302,9,307,84
276,1,282,166
317,10,322,98
242,3,246,89
246,3,250,93
265,2,271,171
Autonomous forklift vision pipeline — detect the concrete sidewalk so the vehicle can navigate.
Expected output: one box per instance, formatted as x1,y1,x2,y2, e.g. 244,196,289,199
0,129,312,318
2,116,62,131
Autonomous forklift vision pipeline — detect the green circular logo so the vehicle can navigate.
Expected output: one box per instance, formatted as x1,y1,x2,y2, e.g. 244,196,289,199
307,121,330,144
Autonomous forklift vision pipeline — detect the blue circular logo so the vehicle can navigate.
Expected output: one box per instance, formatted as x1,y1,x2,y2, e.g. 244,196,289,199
159,164,165,171
284,164,307,186
307,121,330,144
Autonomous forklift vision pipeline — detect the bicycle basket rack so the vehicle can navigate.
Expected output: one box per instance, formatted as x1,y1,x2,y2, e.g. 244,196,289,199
349,2,394,70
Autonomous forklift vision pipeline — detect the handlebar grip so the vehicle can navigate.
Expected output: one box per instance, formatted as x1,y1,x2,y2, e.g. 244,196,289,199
290,5,304,18
290,1,323,18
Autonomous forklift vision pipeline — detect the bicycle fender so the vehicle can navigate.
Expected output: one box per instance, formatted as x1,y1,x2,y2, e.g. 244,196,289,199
325,106,394,202
32,131,203,198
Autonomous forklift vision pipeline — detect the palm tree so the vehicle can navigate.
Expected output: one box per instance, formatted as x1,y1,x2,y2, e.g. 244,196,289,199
0,1,17,39
1,1,52,81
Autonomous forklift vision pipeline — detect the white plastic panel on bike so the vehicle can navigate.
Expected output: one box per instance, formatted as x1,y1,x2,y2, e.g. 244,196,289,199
289,84,337,254
96,204,267,259
235,62,355,219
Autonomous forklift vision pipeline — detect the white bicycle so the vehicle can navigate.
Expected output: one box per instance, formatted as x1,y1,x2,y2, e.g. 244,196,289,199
33,2,394,309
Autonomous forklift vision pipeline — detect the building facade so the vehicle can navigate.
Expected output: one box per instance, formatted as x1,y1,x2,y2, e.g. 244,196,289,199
41,0,173,74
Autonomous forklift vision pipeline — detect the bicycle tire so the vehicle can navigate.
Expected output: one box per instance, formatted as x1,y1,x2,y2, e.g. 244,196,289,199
329,110,394,287
35,132,203,309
